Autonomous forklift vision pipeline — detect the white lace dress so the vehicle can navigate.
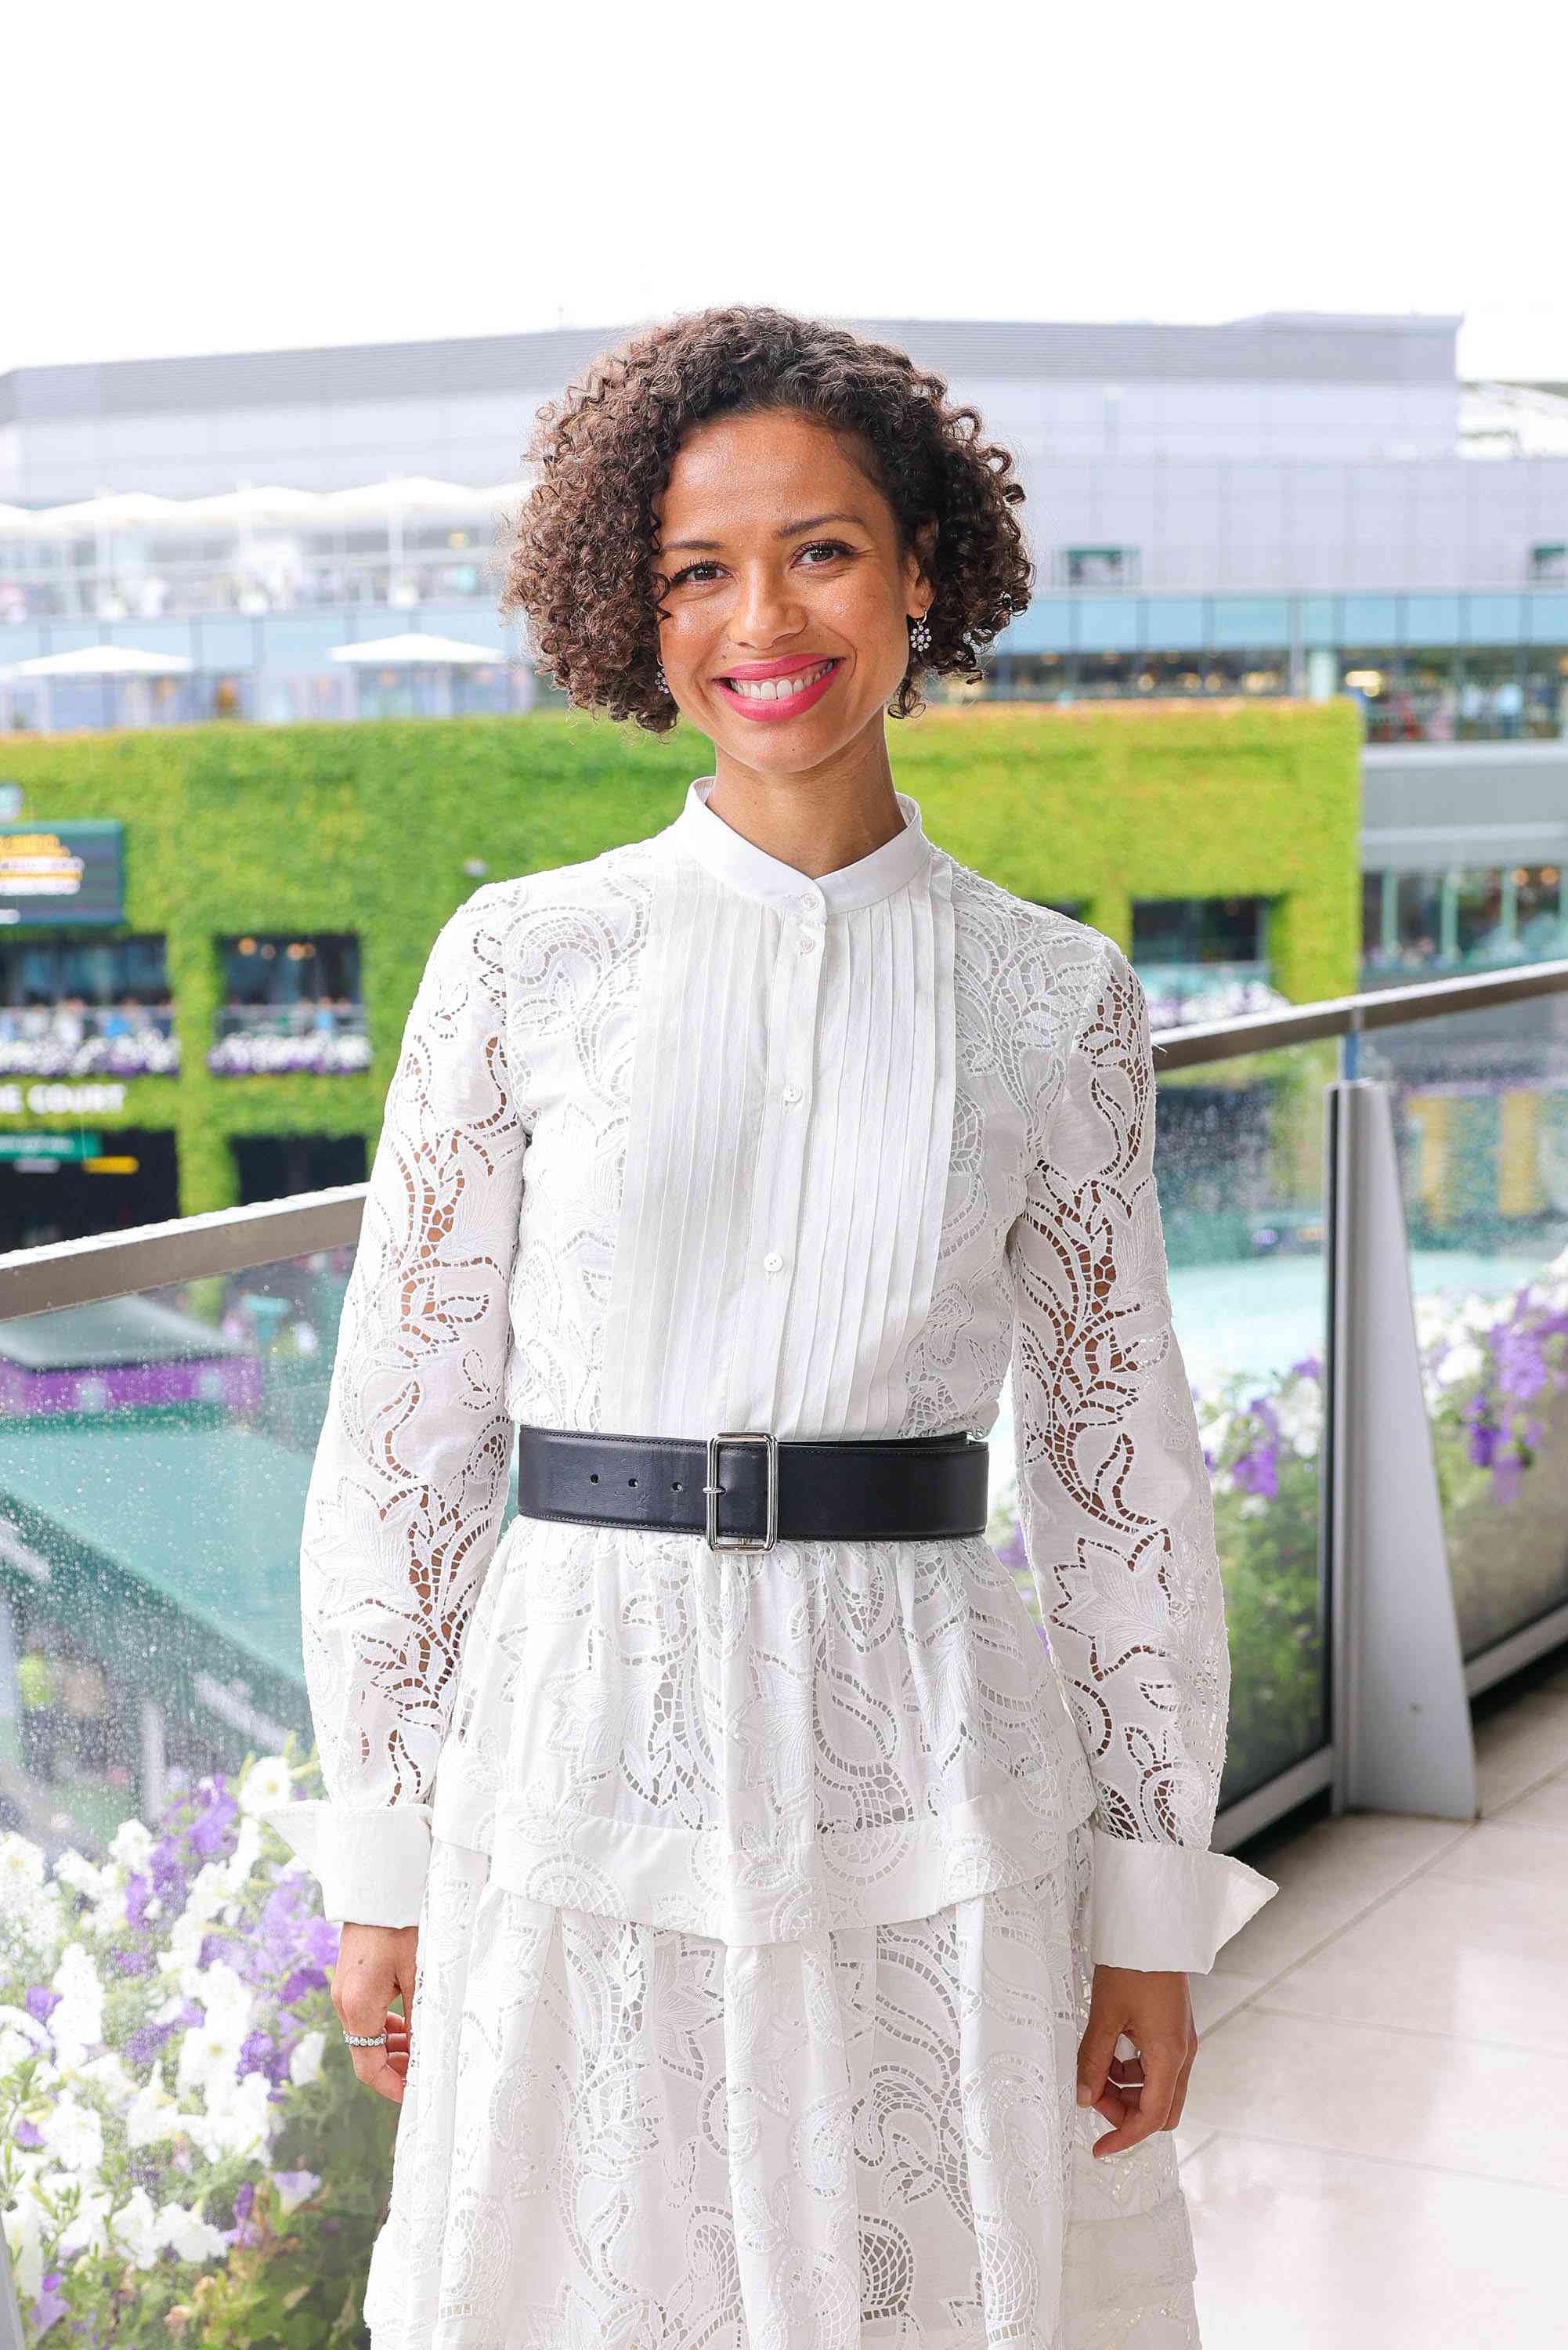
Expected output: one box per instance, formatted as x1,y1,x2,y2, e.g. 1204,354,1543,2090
262,778,1278,2349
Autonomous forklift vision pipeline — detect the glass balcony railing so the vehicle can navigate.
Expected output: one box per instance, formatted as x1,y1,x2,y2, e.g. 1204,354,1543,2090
207,1005,371,1079
0,956,1565,2342
1132,957,1289,1029
0,1006,178,1082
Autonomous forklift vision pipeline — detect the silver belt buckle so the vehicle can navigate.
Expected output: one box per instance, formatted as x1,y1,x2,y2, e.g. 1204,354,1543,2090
704,1429,779,1553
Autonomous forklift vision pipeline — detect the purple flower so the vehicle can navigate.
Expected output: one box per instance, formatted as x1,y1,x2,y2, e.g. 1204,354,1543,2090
125,2019,178,2069
1290,1354,1323,1382
124,1873,154,1925
109,1945,156,1978
189,1788,240,1860
149,1836,188,1908
29,2269,67,2334
237,2029,288,2087
281,1964,328,2005
24,1986,61,2027
14,2117,44,2149
1230,1396,1281,1500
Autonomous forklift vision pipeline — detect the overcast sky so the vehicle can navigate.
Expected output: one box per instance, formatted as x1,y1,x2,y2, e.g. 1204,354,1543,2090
11,0,1568,382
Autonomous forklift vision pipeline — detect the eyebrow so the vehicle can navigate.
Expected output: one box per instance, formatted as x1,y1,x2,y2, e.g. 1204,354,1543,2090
659,510,869,555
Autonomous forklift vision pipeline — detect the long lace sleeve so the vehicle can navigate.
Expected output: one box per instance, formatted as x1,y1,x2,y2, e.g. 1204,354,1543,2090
1006,932,1277,1973
258,884,529,1926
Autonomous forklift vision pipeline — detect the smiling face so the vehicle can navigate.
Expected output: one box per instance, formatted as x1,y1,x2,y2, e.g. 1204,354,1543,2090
651,407,934,783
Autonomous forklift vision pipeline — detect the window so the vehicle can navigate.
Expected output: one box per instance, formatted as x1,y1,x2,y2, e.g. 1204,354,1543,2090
219,931,360,1011
1530,544,1568,584
1132,897,1269,967
1056,545,1140,589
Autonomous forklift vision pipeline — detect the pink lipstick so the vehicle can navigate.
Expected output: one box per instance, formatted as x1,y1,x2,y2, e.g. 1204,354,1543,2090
713,656,842,725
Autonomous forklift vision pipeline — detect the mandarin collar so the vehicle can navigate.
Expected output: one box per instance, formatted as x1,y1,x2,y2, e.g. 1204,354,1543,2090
663,776,934,914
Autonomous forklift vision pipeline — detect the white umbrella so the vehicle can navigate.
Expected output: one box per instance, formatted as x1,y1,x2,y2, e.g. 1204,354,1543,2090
329,631,499,667
329,630,506,721
179,486,328,527
4,640,193,736
19,493,187,535
13,642,193,676
318,477,490,518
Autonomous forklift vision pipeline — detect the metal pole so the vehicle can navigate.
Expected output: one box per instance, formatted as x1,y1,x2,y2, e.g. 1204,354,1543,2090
1326,1078,1476,1820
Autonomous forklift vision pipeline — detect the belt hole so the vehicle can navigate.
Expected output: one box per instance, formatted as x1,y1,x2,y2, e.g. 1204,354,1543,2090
671,1480,681,1491
589,1473,598,1484
627,1476,637,1488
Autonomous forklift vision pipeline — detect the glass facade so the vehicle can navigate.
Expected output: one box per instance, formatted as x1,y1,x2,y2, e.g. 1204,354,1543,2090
5,582,1568,739
1361,863,1567,986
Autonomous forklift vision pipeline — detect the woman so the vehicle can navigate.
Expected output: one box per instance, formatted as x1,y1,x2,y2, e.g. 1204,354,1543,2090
262,306,1277,2348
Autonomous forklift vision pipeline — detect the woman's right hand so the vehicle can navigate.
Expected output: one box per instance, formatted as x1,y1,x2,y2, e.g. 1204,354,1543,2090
332,1922,418,2103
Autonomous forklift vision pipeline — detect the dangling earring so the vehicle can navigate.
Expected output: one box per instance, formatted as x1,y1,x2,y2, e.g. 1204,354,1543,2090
655,663,671,695
908,613,933,663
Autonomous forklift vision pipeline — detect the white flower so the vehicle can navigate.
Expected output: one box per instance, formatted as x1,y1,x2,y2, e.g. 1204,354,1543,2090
1435,1338,1485,1390
0,2001,52,2052
288,2027,326,2087
1239,1494,1269,1517
176,2014,246,2099
239,1755,294,1817
109,1817,155,1871
52,1847,107,1903
154,2200,229,2264
185,1860,234,1925
40,2093,104,2177
185,2070,273,2160
110,2185,161,2269
0,2023,41,2071
2,2196,42,2301
193,1958,253,2034
48,1942,105,2068
75,2048,138,2109
222,1813,262,1894
125,2079,184,2148
0,1832,45,1913
1274,1379,1322,1459
57,2186,113,2260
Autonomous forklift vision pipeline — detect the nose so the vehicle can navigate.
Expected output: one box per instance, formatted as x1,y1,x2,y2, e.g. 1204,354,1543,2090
731,562,805,649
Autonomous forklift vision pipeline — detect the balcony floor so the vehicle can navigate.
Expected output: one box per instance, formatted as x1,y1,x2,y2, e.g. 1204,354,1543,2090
1179,1643,1568,2345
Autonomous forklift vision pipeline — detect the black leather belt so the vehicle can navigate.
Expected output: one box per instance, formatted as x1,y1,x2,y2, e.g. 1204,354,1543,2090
515,1423,990,1552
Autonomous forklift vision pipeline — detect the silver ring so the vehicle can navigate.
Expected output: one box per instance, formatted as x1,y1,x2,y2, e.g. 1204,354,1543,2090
341,2028,388,2048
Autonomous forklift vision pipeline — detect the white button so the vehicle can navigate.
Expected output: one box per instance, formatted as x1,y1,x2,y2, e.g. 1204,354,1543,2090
781,1083,802,1104
799,931,818,953
763,1250,785,1274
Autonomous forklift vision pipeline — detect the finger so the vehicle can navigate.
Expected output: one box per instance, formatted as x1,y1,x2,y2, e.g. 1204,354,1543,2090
1165,2038,1198,2131
1076,2013,1128,2112
1091,2038,1185,2157
335,1993,404,2105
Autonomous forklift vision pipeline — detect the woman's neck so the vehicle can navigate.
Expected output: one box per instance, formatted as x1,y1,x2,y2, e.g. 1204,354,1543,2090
706,736,906,882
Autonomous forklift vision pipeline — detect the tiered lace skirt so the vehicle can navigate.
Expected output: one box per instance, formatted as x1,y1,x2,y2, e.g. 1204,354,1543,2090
360,1818,1202,2350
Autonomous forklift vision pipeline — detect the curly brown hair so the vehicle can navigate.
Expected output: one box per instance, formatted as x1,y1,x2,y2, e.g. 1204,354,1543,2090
497,306,1035,732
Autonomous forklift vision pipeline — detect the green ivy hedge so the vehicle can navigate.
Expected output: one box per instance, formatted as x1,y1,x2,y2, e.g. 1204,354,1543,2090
0,699,1360,1216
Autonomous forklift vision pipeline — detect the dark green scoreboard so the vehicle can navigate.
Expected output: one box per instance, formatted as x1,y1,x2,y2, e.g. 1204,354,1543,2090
0,819,125,927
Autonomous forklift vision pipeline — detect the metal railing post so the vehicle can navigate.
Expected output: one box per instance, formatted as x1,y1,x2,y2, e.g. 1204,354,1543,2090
1325,1078,1477,1820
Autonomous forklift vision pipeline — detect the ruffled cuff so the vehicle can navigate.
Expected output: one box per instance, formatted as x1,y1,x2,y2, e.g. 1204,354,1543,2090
254,1799,434,1928
1086,1830,1279,1973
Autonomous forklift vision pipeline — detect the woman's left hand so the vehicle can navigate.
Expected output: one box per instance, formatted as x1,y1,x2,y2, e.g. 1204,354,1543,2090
1076,1965,1198,2157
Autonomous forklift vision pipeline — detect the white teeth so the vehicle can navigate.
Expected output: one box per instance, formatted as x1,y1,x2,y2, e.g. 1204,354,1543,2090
726,661,834,701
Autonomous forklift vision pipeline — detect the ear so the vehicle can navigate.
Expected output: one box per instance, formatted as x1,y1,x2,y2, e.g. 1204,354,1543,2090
906,518,938,614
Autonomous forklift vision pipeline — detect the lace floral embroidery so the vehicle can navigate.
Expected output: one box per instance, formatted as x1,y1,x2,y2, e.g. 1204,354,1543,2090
1008,936,1232,1853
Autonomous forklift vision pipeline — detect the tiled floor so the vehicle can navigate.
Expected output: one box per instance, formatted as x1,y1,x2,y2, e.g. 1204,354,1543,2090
1175,1644,1568,2346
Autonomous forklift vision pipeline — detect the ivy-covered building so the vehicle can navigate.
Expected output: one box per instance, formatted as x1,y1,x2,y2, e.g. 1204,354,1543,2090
0,698,1361,1251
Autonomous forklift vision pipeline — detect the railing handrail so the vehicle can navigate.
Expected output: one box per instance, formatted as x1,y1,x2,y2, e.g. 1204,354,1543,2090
2,956,1566,1318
